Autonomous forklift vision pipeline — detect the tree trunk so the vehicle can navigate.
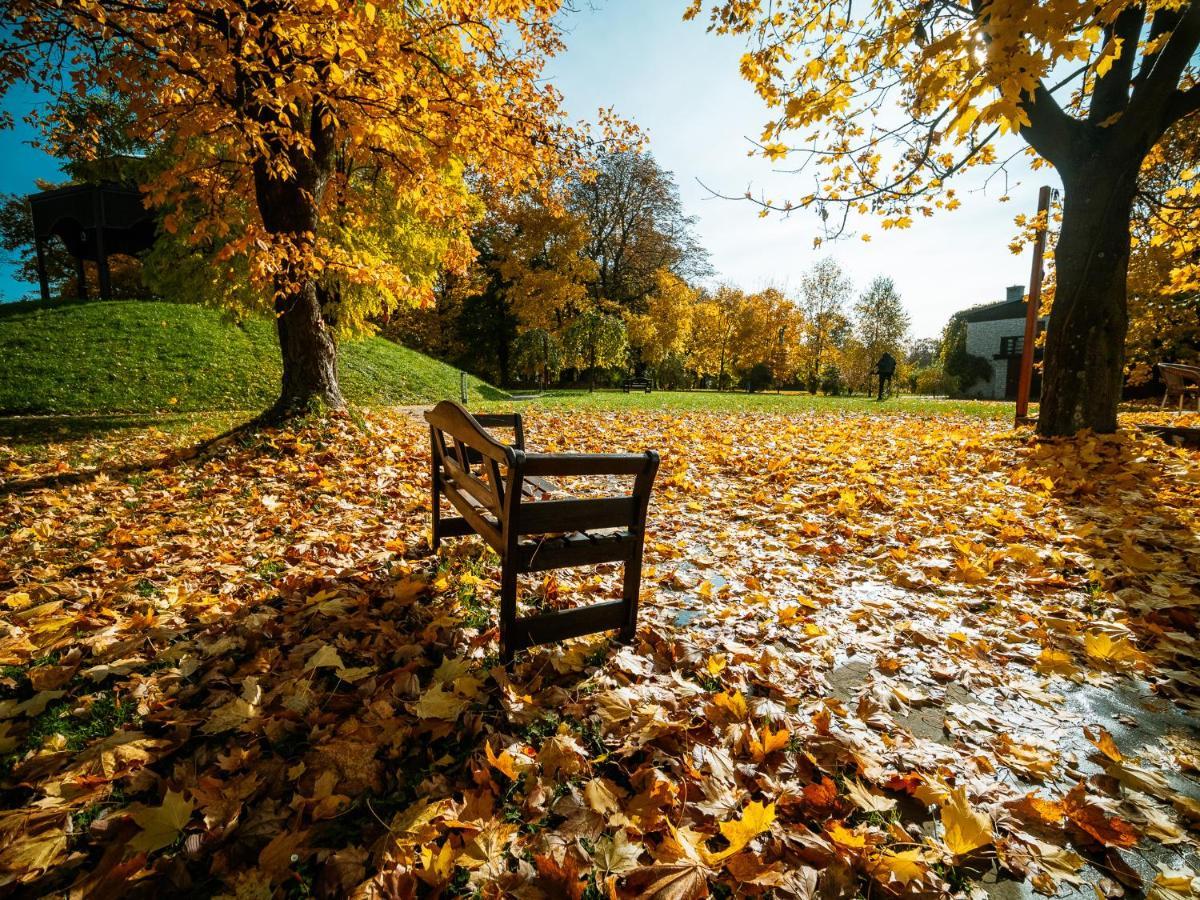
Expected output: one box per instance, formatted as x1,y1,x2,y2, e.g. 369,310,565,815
253,143,344,417
1037,164,1138,437
274,281,344,415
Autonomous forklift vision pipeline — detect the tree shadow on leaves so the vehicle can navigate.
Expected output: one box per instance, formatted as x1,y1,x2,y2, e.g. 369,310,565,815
0,413,266,498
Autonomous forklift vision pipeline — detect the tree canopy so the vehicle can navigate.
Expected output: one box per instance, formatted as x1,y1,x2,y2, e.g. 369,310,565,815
0,0,627,413
687,0,1200,435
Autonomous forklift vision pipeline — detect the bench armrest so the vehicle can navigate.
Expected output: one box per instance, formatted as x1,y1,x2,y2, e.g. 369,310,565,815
521,451,658,477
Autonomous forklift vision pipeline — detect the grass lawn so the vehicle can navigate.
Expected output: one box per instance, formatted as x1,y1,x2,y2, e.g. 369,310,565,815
497,387,1023,419
0,298,503,415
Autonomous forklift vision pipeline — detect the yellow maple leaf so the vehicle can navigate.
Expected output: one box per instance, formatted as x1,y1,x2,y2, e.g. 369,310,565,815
130,789,195,854
710,690,748,720
1084,631,1142,667
411,683,469,720
748,724,790,761
871,848,930,886
940,786,993,857
304,643,345,671
708,800,775,863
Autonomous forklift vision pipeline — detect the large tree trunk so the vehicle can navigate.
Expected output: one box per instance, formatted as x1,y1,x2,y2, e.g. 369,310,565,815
275,281,344,414
1037,163,1139,437
253,150,345,417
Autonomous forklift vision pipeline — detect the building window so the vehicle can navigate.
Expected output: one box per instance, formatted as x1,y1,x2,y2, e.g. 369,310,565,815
1000,335,1024,357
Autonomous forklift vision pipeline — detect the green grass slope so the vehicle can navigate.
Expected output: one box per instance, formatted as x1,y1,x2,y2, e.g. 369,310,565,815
0,299,503,414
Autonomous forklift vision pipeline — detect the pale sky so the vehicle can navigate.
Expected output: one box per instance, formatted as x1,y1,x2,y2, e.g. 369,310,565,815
0,1,1063,338
546,0,1063,339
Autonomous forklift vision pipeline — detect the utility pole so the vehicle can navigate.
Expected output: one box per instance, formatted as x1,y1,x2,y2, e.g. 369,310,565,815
1015,185,1052,425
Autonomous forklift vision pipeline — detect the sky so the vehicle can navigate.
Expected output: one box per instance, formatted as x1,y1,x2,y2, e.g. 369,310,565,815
0,0,1063,338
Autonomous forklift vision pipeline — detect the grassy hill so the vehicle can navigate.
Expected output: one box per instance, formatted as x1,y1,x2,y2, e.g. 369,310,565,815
0,299,502,414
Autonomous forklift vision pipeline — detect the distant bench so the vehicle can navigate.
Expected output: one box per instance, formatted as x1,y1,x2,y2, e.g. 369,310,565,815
425,400,660,662
622,378,653,394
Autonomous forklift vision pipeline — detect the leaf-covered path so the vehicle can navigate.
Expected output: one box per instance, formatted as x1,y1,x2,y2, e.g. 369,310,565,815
1,409,1198,898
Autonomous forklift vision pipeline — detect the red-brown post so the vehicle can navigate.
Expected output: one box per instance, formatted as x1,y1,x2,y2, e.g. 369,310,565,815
1016,185,1052,424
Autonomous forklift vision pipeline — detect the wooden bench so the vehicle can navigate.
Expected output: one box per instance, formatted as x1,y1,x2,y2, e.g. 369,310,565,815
1159,362,1200,411
425,400,660,662
622,378,652,394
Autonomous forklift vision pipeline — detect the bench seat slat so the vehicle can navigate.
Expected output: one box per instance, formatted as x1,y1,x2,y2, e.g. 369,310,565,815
520,530,634,571
507,600,628,652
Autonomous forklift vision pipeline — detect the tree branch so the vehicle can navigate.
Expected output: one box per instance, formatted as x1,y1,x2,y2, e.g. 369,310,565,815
1129,0,1200,116
1019,81,1081,171
1165,83,1200,124
1089,3,1145,124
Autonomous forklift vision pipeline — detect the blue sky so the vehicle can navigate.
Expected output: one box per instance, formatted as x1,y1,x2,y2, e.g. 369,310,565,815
0,0,1061,337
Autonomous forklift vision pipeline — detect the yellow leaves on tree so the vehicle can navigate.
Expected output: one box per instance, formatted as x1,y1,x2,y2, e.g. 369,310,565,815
1,0,632,411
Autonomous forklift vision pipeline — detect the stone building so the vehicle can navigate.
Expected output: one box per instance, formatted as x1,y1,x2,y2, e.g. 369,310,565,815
959,285,1045,401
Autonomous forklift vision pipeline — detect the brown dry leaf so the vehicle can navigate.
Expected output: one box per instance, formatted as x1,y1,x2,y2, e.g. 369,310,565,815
592,830,643,877
0,826,67,883
1062,782,1139,849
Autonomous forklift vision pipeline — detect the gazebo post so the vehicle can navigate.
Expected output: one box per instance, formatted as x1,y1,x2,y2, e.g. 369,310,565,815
94,189,112,299
34,237,51,303
76,256,89,300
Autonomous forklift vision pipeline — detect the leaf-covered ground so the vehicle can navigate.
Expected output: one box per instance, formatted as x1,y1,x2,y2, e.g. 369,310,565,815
1,408,1198,899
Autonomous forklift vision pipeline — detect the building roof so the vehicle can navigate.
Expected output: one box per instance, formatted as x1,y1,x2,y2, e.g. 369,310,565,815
959,297,1029,323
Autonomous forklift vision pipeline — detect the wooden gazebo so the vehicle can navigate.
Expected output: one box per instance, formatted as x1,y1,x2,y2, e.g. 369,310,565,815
27,181,156,301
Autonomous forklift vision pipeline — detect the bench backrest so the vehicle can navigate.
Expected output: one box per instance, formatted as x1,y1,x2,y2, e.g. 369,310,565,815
1160,363,1200,391
426,402,521,542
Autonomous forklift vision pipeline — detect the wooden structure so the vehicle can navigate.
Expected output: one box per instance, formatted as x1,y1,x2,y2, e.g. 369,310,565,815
622,377,653,393
1016,185,1053,424
1158,363,1200,411
426,400,659,662
28,182,155,301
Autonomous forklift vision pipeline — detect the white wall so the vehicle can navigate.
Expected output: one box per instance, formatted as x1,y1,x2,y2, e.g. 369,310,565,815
963,317,1026,399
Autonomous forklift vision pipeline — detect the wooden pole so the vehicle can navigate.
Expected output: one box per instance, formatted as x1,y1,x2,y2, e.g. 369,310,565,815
1015,185,1051,424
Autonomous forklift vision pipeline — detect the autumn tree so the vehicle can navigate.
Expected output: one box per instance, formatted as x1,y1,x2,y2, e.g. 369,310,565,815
512,328,563,387
625,269,699,371
691,285,744,389
850,277,911,391
688,0,1200,435
799,258,852,392
570,151,710,309
562,307,627,391
450,187,596,385
1124,115,1200,381
1,0,595,416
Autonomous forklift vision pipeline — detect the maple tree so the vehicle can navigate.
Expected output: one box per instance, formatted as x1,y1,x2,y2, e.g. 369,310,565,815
562,307,627,390
687,0,1200,435
0,0,603,416
625,270,699,370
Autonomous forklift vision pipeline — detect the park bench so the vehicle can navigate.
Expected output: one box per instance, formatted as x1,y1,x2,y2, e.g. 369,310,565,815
622,377,653,393
1158,362,1200,411
425,400,660,662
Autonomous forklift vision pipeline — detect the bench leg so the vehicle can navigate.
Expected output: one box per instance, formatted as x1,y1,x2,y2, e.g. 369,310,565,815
619,546,643,643
499,563,518,664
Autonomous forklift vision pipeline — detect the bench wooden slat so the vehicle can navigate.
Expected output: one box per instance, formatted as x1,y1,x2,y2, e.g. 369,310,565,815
442,456,500,515
507,600,628,652
515,496,636,535
522,452,653,477
440,482,503,551
521,532,634,571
